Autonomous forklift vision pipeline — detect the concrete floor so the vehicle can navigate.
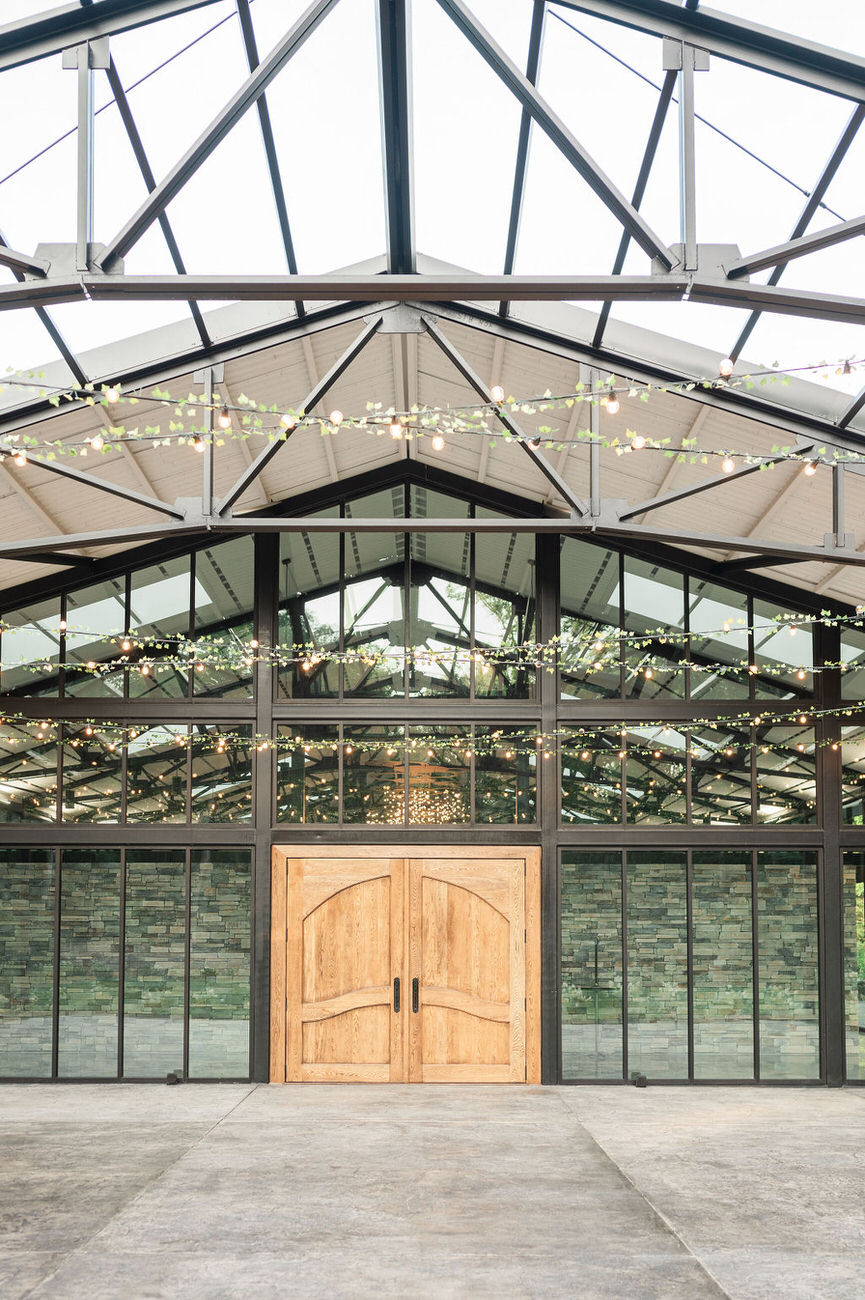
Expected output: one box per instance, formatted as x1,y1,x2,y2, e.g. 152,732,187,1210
1,1085,864,1300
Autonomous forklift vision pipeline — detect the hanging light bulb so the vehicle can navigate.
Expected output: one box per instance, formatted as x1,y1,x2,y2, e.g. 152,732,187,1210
89,433,105,452
104,385,120,404
193,434,205,453
631,433,646,450
121,638,131,653
603,395,620,415
719,357,735,378
803,460,817,476
14,450,27,467
491,384,505,403
431,433,445,452
218,406,231,430
59,619,67,632
722,456,735,474
280,412,296,430
329,409,343,426
389,417,403,439
528,435,541,450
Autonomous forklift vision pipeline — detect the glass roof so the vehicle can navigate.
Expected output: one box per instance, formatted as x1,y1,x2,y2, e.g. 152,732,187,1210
0,0,863,407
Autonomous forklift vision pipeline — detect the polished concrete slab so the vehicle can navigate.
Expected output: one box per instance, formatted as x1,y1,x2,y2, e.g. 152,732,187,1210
0,1084,862,1299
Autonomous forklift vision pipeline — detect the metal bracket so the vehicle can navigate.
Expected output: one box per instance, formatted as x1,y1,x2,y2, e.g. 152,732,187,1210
61,37,110,71
33,242,124,277
653,243,743,277
370,304,428,333
662,39,709,71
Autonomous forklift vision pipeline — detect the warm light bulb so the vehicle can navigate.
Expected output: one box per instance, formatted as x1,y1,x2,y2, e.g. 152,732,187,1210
722,456,735,474
89,433,105,452
491,384,505,403
121,638,131,652
280,412,296,430
431,433,445,452
528,436,541,450
803,460,817,476
14,451,27,466
604,396,620,415
194,435,205,453
218,406,231,429
631,433,646,450
105,385,120,404
329,409,343,426
389,417,403,439
719,357,734,378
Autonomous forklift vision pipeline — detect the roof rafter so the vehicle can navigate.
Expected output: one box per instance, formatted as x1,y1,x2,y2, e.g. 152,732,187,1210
499,0,546,318
376,0,415,275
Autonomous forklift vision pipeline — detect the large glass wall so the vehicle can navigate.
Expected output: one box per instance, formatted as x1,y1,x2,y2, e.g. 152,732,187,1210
0,848,251,1080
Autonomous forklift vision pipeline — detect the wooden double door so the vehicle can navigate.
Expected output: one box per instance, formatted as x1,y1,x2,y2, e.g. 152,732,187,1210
270,846,541,1083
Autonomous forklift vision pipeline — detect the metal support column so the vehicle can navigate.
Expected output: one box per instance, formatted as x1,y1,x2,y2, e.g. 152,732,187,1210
251,532,278,1082
537,531,561,1084
816,618,845,1086
194,364,224,516
584,365,601,517
663,39,708,272
63,37,109,272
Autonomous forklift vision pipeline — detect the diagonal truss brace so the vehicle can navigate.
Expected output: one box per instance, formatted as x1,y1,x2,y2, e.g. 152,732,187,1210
619,442,815,521
727,212,865,279
423,317,588,517
95,0,341,270
0,439,185,519
216,315,384,515
434,0,675,269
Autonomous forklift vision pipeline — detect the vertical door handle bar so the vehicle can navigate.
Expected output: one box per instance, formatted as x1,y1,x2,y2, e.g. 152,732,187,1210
412,977,419,1013
393,977,400,1013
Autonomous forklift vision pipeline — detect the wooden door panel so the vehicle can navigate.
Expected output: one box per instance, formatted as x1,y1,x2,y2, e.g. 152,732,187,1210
409,857,527,1083
285,857,404,1082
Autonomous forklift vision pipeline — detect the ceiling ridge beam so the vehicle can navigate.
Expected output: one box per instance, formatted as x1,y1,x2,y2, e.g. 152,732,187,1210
376,0,415,274
434,0,676,268
95,0,341,270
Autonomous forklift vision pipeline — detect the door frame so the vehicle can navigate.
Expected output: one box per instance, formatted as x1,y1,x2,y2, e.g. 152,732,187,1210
269,843,542,1083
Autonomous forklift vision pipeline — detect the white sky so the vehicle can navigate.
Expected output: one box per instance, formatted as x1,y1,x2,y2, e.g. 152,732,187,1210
0,0,864,396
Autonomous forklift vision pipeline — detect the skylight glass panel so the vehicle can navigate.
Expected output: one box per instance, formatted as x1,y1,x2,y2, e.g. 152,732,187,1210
413,0,524,274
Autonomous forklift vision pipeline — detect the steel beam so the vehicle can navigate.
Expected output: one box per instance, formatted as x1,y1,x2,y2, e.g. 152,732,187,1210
729,105,865,359
0,226,87,384
593,69,676,349
216,315,383,514
95,0,341,269
619,447,812,521
552,0,865,102
690,278,865,327
105,58,211,348
236,0,300,287
0,441,186,520
0,522,199,559
839,385,865,431
376,0,415,274
500,0,546,316
728,212,865,279
435,0,676,268
424,317,589,517
0,0,222,72
0,246,49,276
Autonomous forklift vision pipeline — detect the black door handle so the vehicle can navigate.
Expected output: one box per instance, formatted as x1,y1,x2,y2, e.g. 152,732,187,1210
412,977,419,1013
393,977,400,1013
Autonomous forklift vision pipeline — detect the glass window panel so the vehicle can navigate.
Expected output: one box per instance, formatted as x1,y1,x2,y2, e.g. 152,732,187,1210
692,852,754,1079
841,625,865,702
624,727,687,824
188,850,250,1079
343,522,404,698
474,511,536,699
409,491,471,698
58,849,121,1078
123,850,186,1078
689,725,753,825
276,725,339,823
193,537,255,699
475,726,537,824
278,509,340,700
343,725,404,824
190,725,252,824
757,851,820,1080
753,600,814,700
560,730,623,824
755,725,817,824
842,724,865,826
688,578,750,700
843,852,865,1082
61,724,122,823
128,554,192,699
623,558,686,700
64,578,127,699
561,851,623,1080
0,848,55,1077
406,726,470,824
125,725,188,824
0,596,62,697
0,721,58,822
627,852,689,1079
559,538,620,699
